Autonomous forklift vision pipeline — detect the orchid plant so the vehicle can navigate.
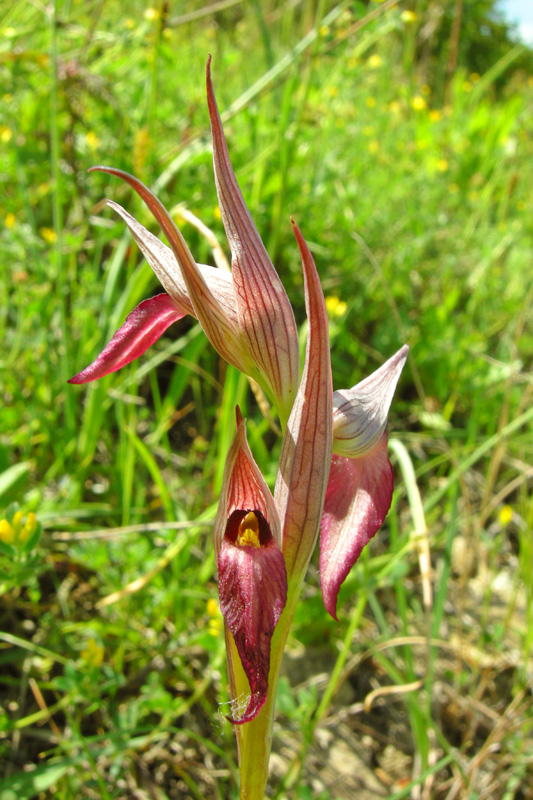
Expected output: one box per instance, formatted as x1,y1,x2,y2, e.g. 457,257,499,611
70,58,408,798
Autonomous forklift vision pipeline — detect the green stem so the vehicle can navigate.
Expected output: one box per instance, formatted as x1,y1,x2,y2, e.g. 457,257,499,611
233,580,302,799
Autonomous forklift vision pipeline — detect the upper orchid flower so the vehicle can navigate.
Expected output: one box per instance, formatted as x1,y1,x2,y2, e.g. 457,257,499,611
321,345,409,619
213,220,332,724
69,57,299,427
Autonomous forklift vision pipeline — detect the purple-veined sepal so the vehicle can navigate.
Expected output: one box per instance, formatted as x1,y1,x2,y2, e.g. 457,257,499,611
68,294,185,383
207,57,299,425
320,346,409,619
214,409,287,724
274,221,333,581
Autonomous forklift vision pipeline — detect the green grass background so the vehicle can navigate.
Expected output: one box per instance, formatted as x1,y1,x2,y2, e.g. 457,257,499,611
1,1,532,797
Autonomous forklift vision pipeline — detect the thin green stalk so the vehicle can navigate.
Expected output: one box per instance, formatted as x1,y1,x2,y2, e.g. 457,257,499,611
49,0,74,432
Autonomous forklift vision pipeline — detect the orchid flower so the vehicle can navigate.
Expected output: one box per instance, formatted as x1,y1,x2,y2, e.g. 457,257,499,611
69,56,409,800
69,57,299,427
213,219,332,725
321,345,409,619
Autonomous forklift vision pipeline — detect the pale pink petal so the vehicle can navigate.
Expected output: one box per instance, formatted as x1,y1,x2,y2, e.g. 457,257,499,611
219,533,287,724
320,436,393,620
68,293,184,384
105,200,239,325
333,345,408,457
207,57,299,423
275,221,333,579
89,166,255,378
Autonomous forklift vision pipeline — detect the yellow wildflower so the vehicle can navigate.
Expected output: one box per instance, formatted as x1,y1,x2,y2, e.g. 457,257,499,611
498,505,513,527
125,18,135,29
366,97,376,108
207,598,219,617
429,109,443,122
411,95,426,111
368,140,380,154
436,159,449,172
389,101,401,114
81,638,104,668
5,212,16,229
401,10,417,23
213,206,221,221
0,520,15,545
319,25,330,37
0,126,12,143
39,227,57,244
86,131,100,150
144,7,159,21
366,54,382,69
325,296,347,317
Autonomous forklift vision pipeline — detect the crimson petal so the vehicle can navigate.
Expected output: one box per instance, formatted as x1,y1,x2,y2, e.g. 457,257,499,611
320,435,393,620
218,532,287,724
68,293,184,384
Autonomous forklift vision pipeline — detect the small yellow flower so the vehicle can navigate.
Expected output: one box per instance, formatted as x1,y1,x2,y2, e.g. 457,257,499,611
411,95,427,111
0,520,15,545
365,96,376,108
144,7,159,21
0,126,12,143
125,18,135,29
19,512,37,544
5,212,16,229
213,206,221,221
366,54,382,69
81,638,104,668
319,25,330,37
389,100,401,114
325,296,347,317
368,140,380,154
401,10,417,23
39,227,57,244
498,505,513,527
85,131,100,150
429,109,443,122
207,598,219,617
436,159,449,172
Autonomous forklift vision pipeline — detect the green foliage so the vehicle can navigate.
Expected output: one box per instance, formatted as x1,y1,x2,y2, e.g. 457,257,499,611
1,0,532,798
